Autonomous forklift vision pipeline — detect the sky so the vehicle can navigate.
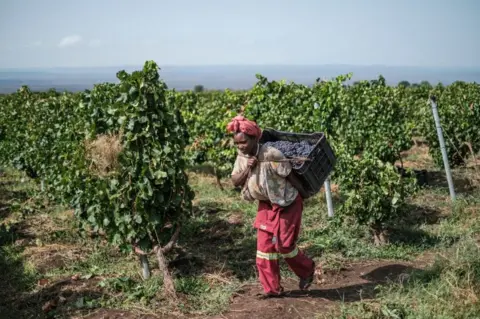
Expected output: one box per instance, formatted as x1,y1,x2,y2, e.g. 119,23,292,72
0,0,479,69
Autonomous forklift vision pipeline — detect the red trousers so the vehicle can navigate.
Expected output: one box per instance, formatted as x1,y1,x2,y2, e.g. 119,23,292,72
253,194,315,294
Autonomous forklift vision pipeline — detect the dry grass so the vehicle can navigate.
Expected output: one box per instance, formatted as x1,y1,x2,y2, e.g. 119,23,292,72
398,143,432,169
226,212,244,225
464,156,480,188
84,132,124,177
320,183,339,193
23,243,86,273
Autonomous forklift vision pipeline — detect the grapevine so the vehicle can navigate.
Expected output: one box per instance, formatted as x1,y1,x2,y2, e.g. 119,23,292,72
1,62,479,269
0,61,194,297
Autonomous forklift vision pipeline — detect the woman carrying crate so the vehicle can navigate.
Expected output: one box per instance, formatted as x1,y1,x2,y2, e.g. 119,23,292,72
227,115,316,298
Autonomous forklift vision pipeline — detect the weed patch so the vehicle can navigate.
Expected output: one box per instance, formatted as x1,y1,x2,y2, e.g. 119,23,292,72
336,237,480,319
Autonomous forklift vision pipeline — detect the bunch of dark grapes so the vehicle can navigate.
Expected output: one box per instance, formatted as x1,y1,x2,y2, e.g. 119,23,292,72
263,140,314,169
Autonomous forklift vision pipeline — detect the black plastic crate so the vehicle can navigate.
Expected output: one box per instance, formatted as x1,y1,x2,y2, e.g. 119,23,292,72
259,128,336,198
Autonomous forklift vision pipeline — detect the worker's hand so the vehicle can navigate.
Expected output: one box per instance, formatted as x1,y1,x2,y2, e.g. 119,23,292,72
247,157,258,168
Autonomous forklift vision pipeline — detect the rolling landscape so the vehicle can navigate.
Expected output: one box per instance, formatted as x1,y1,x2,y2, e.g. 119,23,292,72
1,65,479,93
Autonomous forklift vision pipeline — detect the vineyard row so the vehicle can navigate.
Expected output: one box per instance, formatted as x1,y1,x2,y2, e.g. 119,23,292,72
0,61,479,250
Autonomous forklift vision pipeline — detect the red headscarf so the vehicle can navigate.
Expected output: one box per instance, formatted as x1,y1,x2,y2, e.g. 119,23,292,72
226,115,262,141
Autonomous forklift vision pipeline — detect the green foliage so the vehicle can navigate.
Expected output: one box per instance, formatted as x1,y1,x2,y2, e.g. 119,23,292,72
175,277,210,296
334,146,418,235
331,76,414,164
242,74,414,164
243,74,416,236
1,65,478,247
244,75,321,133
173,73,420,238
416,81,480,167
0,61,194,252
174,89,246,175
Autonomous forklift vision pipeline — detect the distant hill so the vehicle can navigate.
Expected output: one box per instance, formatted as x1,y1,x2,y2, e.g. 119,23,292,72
1,65,479,93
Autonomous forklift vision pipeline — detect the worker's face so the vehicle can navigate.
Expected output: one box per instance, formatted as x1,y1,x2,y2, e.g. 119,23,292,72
234,132,257,155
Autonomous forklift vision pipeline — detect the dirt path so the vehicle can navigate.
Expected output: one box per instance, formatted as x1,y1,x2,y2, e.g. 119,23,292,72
211,260,427,319
79,258,431,319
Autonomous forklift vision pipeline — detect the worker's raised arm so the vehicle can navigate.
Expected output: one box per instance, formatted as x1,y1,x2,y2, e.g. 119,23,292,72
231,157,256,187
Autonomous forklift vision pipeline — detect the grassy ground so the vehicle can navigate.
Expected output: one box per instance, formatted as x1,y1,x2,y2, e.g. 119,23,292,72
0,145,480,319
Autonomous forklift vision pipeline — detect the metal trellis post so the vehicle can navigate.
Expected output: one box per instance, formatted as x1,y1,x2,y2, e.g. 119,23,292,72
429,96,456,201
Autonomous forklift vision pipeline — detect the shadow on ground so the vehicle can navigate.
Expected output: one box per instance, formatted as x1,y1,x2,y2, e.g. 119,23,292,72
172,208,257,281
0,179,38,245
0,270,105,319
0,182,29,217
386,203,459,249
0,246,38,317
402,204,445,225
286,264,419,302
0,242,95,318
426,169,478,194
218,263,429,319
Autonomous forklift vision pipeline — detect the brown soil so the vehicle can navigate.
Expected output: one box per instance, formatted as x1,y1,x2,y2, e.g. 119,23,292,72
1,276,105,319
398,143,432,170
79,256,431,319
209,259,430,319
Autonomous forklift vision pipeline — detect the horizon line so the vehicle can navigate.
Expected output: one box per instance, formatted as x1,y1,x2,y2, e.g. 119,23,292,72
1,63,479,71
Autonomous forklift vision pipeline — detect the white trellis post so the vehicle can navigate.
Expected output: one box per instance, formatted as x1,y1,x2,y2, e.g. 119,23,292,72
324,178,334,217
429,96,456,201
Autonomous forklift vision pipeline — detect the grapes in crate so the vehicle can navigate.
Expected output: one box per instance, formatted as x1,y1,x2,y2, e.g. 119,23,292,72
263,140,314,169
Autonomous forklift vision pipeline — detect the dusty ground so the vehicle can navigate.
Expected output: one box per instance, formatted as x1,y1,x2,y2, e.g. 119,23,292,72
1,258,430,319
24,257,431,319
213,259,432,319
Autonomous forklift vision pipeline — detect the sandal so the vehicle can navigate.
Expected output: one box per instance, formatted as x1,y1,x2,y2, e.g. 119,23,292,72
299,262,316,290
256,286,284,299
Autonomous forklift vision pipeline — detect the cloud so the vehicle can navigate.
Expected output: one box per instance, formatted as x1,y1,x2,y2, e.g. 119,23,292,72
31,40,43,47
88,39,101,48
58,35,82,48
